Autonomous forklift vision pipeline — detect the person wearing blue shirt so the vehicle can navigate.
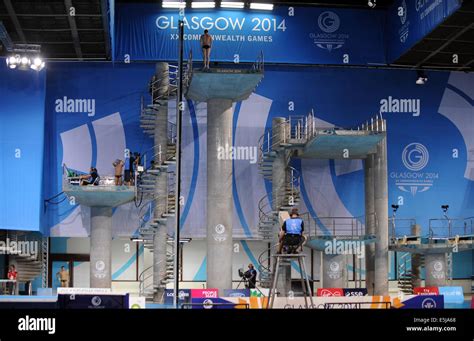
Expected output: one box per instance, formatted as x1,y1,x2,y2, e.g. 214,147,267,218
278,208,306,254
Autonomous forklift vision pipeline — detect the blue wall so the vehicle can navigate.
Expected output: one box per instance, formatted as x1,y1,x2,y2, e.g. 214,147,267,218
0,63,46,232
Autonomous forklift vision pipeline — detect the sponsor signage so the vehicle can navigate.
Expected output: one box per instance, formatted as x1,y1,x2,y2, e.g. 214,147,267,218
438,286,464,304
164,289,191,305
317,288,344,297
57,294,129,309
272,296,390,309
250,288,269,297
190,289,218,299
398,295,444,309
223,289,250,297
129,296,146,309
343,288,368,296
190,298,245,309
413,287,439,295
57,287,111,295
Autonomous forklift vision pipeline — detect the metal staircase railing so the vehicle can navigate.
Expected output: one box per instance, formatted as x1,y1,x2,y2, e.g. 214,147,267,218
139,250,176,300
397,252,414,294
257,244,278,288
258,166,301,240
41,237,48,288
258,111,385,168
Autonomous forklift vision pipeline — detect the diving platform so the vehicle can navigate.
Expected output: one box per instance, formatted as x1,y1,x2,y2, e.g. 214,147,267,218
296,130,385,159
185,67,264,102
61,165,136,289
62,183,135,207
183,53,265,294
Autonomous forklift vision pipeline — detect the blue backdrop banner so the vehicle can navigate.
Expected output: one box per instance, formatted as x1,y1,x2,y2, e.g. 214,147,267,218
115,4,386,65
386,0,461,62
0,64,46,232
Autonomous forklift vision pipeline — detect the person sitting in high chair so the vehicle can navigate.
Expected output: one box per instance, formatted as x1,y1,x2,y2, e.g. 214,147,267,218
278,208,306,254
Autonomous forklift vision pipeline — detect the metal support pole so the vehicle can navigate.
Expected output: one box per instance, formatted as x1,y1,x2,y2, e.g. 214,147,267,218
172,19,184,308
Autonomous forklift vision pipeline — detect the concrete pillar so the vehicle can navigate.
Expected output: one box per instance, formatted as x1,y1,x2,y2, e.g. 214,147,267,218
90,207,113,288
152,62,170,303
425,253,447,287
374,134,389,295
207,98,233,294
364,154,375,295
322,253,347,288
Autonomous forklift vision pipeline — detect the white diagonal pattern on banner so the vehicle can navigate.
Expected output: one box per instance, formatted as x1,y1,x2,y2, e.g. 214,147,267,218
60,124,92,173
92,112,126,176
438,82,474,180
233,93,272,238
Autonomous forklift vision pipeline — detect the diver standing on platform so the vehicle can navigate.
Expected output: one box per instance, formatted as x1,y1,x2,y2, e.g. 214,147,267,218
200,29,213,70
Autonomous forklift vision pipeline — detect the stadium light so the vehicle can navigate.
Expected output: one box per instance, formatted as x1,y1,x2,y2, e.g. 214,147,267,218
249,3,274,10
192,1,215,8
162,1,186,8
221,1,245,8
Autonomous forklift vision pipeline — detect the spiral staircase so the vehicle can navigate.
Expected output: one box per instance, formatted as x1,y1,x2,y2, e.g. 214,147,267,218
135,62,183,301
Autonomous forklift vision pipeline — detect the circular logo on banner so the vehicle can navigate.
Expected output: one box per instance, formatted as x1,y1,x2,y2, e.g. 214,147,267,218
329,261,340,272
402,143,429,171
318,11,340,33
215,224,225,234
421,297,437,309
433,261,443,272
203,299,214,309
91,296,102,307
95,260,105,271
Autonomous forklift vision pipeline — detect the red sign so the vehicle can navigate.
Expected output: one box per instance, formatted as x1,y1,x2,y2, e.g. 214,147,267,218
317,288,344,297
191,289,218,298
413,287,439,295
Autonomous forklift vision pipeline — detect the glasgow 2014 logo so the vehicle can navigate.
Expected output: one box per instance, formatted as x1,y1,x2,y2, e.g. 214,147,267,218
309,11,348,52
391,142,439,196
318,11,340,33
398,0,409,43
402,143,429,171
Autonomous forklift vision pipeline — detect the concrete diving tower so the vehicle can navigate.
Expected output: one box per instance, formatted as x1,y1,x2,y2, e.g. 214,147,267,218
258,113,389,294
62,168,135,288
185,62,264,294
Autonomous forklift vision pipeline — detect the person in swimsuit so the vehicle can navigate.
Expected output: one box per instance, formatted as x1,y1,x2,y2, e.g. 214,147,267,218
113,159,124,186
200,29,213,70
56,266,69,288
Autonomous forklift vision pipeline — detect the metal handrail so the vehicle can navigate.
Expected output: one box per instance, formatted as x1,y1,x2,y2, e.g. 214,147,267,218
389,218,417,239
252,50,264,73
428,217,474,239
304,214,373,239
138,253,176,297
257,167,301,226
258,111,386,163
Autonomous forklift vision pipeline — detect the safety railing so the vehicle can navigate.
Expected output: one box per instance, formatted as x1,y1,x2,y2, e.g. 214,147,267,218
149,65,178,104
428,217,474,240
258,167,301,236
258,111,386,161
305,214,370,239
138,265,154,297
252,50,264,73
389,218,418,240
183,50,193,88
